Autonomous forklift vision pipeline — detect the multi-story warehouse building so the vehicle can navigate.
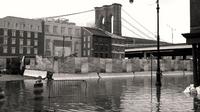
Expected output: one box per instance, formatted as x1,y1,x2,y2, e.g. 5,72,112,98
105,31,125,59
0,16,44,73
44,19,81,57
82,27,112,58
82,27,125,59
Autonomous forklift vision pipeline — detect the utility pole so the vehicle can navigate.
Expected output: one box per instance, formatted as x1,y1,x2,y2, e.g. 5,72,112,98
167,25,175,44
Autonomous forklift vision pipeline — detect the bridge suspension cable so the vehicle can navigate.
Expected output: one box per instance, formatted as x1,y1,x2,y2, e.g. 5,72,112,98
122,8,167,42
122,17,155,40
37,9,94,19
122,8,156,38
122,24,148,39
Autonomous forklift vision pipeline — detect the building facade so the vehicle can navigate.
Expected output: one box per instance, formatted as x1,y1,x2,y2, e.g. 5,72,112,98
0,16,44,73
82,27,125,59
44,19,81,57
82,27,112,58
183,0,200,87
104,31,125,58
0,16,44,57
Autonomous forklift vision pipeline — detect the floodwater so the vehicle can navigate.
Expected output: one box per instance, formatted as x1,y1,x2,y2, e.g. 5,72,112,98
0,73,197,112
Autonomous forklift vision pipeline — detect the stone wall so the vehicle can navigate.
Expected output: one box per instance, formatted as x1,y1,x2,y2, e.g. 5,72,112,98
30,57,193,73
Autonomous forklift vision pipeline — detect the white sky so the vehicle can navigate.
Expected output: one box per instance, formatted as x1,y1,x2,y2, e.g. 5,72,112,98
0,0,190,43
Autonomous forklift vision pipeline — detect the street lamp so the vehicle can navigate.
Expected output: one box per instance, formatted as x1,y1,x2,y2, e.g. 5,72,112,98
129,0,161,86
156,0,161,86
129,0,134,3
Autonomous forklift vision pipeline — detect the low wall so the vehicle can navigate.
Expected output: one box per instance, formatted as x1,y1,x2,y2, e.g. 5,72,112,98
30,57,193,73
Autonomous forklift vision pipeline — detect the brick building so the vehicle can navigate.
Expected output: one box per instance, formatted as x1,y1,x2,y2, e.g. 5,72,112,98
0,16,44,73
82,27,112,58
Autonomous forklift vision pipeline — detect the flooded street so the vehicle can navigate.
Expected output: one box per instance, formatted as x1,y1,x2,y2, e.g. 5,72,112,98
0,73,196,112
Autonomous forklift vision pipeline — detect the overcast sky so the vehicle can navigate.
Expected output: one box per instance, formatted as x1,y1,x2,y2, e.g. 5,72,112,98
0,0,190,43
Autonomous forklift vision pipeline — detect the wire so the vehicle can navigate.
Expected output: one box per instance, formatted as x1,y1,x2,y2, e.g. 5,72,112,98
122,8,156,38
38,9,94,19
122,24,148,39
122,17,155,40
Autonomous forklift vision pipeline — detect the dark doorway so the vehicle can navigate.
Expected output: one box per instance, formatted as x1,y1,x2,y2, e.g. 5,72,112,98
6,58,21,74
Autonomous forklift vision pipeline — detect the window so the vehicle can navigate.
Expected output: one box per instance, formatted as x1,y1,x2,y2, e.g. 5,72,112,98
3,37,7,44
88,50,90,56
3,46,7,53
53,26,58,34
30,25,33,29
34,40,38,46
11,38,16,44
88,43,90,48
15,23,18,28
83,50,86,56
3,21,6,27
27,39,31,46
75,29,80,36
19,46,23,54
83,43,86,48
27,47,31,54
61,27,65,34
12,30,16,36
46,39,50,49
27,32,31,38
34,48,38,54
34,32,38,38
83,36,86,42
20,31,23,37
20,39,23,45
11,47,16,54
38,26,40,31
4,29,7,36
88,36,90,41
68,28,72,36
7,22,10,27
45,25,50,33
23,24,26,29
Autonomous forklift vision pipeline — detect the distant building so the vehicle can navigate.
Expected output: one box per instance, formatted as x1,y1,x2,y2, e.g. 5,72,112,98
0,16,44,74
105,31,125,59
0,16,44,57
82,27,125,59
82,27,112,58
44,18,81,57
124,36,169,48
182,0,200,87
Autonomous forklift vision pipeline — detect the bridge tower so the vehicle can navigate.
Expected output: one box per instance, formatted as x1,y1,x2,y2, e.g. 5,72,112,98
95,3,122,36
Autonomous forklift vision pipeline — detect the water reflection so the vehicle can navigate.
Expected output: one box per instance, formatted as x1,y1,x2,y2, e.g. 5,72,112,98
33,80,44,112
0,87,5,109
194,98,200,112
0,74,195,112
156,85,161,112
